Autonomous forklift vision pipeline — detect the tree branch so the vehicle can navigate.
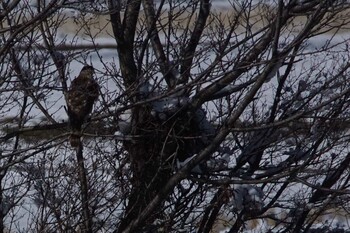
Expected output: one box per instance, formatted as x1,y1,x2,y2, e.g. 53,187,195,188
142,0,176,88
75,143,93,233
109,0,141,88
180,0,211,84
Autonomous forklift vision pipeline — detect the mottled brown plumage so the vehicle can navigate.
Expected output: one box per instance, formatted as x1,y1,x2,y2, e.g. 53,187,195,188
67,65,99,147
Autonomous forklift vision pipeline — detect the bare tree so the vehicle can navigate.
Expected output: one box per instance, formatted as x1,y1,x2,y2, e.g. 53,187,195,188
1,0,350,232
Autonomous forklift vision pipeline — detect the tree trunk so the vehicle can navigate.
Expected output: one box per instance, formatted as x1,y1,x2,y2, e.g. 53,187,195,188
117,104,205,232
117,105,172,232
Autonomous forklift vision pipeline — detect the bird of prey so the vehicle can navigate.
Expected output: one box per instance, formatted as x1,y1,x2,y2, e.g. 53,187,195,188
66,65,99,147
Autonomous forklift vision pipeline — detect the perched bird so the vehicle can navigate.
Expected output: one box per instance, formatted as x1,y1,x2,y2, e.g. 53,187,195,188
66,65,99,147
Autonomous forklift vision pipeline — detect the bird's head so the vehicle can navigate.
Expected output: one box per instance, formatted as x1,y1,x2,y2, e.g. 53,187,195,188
80,65,95,77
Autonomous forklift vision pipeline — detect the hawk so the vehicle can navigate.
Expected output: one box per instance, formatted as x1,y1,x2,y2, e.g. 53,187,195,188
67,65,99,147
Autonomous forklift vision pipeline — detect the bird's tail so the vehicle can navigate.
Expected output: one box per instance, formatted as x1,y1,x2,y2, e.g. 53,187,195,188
69,132,81,148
